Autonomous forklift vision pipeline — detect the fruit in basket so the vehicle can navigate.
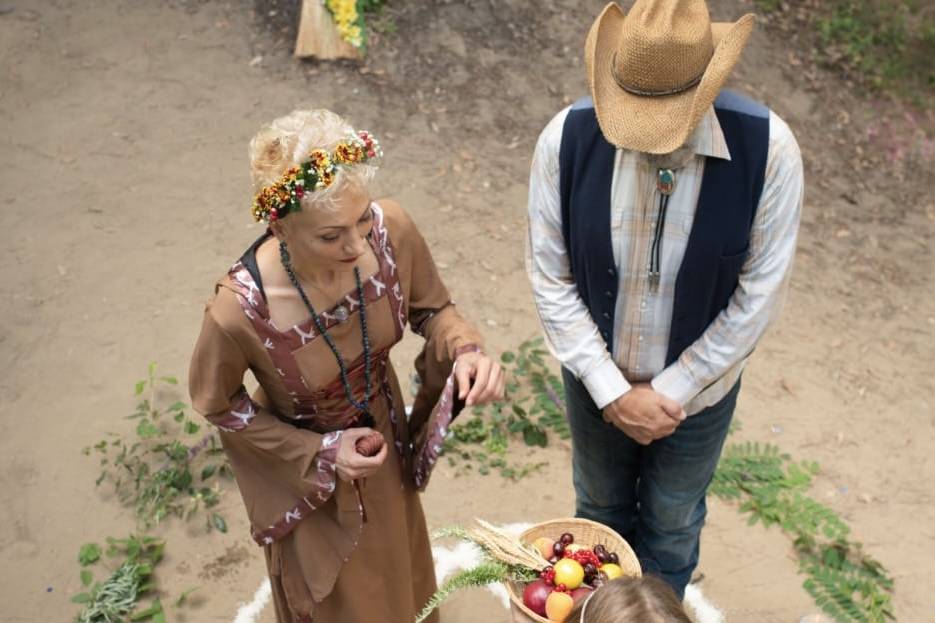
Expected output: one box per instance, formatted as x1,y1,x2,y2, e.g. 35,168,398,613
559,532,574,545
567,548,601,568
534,537,555,560
553,558,585,590
545,590,574,622
522,579,553,616
570,586,593,605
564,543,587,554
552,541,566,557
599,562,623,580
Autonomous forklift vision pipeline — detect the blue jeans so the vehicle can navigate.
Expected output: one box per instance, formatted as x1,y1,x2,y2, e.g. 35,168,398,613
563,368,740,599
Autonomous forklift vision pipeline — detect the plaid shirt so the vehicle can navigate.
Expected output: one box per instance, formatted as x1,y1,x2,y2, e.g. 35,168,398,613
526,105,803,414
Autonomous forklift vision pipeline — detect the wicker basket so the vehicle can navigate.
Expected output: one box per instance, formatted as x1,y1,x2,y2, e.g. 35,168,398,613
505,518,641,623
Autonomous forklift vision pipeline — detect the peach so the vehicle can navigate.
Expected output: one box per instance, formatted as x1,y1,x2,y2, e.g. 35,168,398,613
545,590,574,622
533,537,555,560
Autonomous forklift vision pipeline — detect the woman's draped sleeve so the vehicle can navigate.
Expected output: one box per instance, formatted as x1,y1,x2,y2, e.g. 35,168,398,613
188,294,347,546
384,201,484,489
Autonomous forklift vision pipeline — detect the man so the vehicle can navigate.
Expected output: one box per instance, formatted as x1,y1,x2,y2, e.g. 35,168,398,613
526,0,803,598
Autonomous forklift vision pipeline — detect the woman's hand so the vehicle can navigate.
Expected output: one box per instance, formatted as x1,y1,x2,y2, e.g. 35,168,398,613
335,428,388,482
454,351,506,406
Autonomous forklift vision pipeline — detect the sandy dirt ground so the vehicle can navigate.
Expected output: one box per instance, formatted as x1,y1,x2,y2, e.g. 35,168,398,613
1,0,933,621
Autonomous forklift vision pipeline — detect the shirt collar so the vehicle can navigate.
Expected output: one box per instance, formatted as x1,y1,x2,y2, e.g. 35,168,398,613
688,106,732,161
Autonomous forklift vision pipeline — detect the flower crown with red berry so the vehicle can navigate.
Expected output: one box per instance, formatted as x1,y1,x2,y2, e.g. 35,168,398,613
251,130,382,223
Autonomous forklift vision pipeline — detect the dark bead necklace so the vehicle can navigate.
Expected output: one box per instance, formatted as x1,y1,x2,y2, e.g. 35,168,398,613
280,241,374,428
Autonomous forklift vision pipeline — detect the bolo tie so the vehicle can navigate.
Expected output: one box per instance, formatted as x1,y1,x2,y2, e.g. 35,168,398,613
649,168,676,287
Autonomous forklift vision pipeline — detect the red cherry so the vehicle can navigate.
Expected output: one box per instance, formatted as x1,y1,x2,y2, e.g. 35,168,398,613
295,185,304,198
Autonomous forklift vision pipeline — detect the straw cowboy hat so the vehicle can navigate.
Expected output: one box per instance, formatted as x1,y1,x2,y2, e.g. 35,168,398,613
585,0,756,154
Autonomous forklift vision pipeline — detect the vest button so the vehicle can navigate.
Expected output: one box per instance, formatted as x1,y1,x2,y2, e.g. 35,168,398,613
603,312,611,319
605,290,613,298
607,268,616,276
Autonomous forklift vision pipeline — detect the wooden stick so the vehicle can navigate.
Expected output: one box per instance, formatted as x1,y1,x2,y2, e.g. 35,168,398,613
294,0,361,60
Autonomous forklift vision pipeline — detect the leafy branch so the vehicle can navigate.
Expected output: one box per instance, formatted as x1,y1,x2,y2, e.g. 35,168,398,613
441,337,566,480
72,535,166,623
712,441,894,622
85,363,231,533
417,523,540,623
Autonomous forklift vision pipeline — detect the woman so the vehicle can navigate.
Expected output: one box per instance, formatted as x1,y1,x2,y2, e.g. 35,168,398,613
189,109,505,622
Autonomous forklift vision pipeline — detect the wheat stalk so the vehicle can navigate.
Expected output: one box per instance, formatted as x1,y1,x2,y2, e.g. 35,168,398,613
467,519,545,570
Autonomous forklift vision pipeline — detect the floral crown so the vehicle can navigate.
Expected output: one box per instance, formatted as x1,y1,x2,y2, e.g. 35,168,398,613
251,130,382,223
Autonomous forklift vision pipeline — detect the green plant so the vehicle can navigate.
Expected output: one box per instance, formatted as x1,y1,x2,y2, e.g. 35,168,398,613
414,560,512,623
72,535,166,623
758,0,935,100
441,337,567,480
85,363,231,533
417,524,540,623
712,441,894,622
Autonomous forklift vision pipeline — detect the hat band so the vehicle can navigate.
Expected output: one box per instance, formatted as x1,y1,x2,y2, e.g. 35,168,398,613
611,51,707,96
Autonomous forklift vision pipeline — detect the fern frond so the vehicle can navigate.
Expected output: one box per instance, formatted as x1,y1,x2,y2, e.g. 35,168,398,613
414,560,508,623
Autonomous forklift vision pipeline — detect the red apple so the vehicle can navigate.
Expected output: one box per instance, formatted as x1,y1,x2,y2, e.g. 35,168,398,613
522,579,552,616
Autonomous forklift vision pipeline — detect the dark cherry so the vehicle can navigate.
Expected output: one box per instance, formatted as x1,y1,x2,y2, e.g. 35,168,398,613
552,541,566,556
548,555,559,564
559,532,574,545
596,551,609,564
583,563,597,576
593,543,607,554
608,552,620,565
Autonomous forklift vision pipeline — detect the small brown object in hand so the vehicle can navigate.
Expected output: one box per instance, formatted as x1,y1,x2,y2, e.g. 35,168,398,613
355,431,385,457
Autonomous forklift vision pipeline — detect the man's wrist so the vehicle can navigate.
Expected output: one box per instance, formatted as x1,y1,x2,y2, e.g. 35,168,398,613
582,358,632,410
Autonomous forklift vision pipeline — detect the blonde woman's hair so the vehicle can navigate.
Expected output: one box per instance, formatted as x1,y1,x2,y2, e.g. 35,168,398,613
568,575,692,623
248,109,377,211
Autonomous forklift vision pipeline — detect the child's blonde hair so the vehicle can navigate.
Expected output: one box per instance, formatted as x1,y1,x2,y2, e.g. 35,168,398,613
568,575,691,623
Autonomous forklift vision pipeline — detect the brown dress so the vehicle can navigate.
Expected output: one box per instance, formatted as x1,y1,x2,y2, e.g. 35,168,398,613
188,200,482,622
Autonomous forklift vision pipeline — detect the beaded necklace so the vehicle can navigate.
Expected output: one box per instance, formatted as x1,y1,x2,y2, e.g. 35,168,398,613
279,242,374,428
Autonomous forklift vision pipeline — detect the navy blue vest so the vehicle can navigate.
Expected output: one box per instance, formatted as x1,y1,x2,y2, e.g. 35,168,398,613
558,90,769,365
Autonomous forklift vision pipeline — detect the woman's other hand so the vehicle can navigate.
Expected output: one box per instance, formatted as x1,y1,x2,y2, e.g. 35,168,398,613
335,427,388,482
454,351,506,406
